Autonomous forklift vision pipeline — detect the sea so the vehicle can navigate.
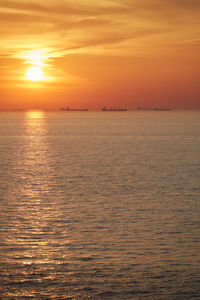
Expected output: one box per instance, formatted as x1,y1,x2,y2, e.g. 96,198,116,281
0,110,200,299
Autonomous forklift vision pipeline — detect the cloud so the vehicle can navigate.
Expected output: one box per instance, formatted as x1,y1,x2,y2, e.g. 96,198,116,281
0,0,200,62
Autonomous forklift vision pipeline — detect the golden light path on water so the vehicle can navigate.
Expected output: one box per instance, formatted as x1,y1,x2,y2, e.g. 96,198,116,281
14,112,61,259
14,111,55,283
20,110,51,205
2,111,72,298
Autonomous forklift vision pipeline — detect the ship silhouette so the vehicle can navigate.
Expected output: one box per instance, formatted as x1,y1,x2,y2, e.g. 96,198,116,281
102,107,127,111
60,106,88,111
137,107,171,111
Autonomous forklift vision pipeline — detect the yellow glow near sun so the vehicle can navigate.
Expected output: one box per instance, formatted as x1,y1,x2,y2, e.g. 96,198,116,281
24,50,47,66
23,49,55,83
27,66,44,81
26,110,44,118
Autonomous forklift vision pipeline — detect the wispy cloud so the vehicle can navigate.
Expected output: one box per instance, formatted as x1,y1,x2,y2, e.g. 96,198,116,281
1,0,200,59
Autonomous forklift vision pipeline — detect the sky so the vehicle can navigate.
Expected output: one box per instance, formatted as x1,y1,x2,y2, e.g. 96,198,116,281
0,0,200,110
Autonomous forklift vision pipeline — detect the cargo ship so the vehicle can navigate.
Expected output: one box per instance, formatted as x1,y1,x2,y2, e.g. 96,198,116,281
102,107,127,111
60,107,89,111
137,107,171,111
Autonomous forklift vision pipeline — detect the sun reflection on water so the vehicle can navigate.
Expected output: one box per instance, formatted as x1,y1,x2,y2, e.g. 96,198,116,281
26,110,45,119
1,110,65,297
22,110,52,198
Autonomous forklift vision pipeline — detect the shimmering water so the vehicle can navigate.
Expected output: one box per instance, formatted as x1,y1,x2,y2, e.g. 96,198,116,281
0,111,200,299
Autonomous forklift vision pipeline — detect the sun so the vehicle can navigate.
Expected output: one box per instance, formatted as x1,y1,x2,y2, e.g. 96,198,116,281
27,66,44,81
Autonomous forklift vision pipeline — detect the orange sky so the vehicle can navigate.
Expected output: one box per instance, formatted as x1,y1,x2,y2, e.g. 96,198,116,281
0,0,200,110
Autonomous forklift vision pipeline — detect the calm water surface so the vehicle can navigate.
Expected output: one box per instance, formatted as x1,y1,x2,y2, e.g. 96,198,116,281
0,111,200,299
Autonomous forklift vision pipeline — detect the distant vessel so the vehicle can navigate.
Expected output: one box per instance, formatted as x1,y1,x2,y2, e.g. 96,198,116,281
137,107,171,111
102,107,127,111
60,107,89,111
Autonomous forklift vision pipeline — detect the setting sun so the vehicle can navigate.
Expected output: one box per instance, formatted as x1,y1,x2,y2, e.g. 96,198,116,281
27,66,44,81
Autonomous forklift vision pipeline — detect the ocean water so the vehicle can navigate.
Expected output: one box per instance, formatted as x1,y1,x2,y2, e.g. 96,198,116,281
0,111,200,299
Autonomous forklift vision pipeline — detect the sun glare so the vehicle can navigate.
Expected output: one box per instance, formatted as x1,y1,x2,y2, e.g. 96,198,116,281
27,66,44,81
26,110,44,118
